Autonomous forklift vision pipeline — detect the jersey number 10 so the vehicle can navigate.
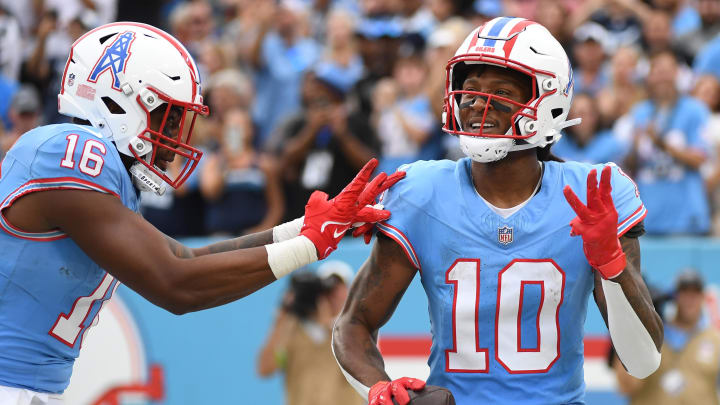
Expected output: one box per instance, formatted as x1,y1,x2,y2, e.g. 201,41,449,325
446,259,565,374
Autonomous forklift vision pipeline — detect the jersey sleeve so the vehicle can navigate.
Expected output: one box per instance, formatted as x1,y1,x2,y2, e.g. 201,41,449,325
608,163,646,237
23,129,126,199
376,162,432,270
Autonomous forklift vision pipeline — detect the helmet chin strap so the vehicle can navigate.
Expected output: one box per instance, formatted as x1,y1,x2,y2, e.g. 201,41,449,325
129,154,167,196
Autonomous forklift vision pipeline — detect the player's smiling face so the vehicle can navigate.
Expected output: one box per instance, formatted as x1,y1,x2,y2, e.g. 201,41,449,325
458,65,532,136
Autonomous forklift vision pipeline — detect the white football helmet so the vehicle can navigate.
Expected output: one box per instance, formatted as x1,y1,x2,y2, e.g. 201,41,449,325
58,22,209,193
442,17,580,163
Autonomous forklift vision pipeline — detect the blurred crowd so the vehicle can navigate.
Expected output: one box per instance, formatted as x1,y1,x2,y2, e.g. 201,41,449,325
2,0,720,237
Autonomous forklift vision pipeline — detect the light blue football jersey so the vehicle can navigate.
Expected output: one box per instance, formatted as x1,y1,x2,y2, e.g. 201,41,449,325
377,158,645,405
0,123,139,393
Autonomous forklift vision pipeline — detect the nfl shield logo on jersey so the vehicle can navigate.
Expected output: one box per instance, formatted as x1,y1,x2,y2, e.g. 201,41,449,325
497,226,513,245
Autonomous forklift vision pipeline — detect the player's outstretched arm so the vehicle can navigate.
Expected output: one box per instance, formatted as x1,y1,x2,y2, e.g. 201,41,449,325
17,188,278,314
7,159,393,315
593,236,663,377
165,229,275,258
332,233,419,401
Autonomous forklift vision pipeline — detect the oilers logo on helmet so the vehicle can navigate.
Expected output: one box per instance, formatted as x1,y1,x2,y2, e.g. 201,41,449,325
88,31,136,91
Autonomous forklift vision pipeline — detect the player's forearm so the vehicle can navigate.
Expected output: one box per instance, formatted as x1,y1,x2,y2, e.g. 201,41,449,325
332,317,391,397
163,231,274,258
609,271,663,348
191,230,275,256
152,233,315,314
154,246,277,314
612,238,664,348
599,238,663,378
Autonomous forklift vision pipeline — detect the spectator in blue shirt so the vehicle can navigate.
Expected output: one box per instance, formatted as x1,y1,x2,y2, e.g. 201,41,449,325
653,0,701,37
675,0,720,65
623,50,711,235
571,23,610,96
250,1,320,145
694,35,720,82
272,68,379,221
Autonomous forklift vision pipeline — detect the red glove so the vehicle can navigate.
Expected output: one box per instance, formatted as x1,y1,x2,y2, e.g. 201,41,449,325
352,170,406,244
369,377,426,405
301,159,390,259
563,165,626,279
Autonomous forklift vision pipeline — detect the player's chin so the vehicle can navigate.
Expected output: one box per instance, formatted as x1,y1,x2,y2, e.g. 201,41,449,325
155,159,169,171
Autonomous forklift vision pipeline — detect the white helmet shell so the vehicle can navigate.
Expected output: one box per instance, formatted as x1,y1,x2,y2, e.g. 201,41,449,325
58,22,209,189
443,17,579,162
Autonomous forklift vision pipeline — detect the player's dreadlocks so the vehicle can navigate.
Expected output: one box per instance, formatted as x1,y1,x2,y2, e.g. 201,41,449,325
536,144,564,162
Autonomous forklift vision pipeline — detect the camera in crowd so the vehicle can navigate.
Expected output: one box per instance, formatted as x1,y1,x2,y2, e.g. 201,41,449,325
282,271,336,320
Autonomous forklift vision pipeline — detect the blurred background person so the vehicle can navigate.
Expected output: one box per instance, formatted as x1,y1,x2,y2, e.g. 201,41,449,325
533,0,573,53
597,46,646,127
0,5,22,82
315,8,364,96
571,22,610,96
423,18,471,160
347,16,403,124
373,48,438,173
272,68,378,221
168,0,216,61
220,0,276,71
614,269,720,405
200,108,285,236
568,0,648,53
651,0,700,37
553,93,625,164
249,0,320,145
693,75,720,236
0,86,41,161
257,261,362,405
693,34,720,83
620,51,711,235
675,0,720,66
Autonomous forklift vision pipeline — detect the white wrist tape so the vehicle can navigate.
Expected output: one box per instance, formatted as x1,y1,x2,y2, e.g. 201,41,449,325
602,278,661,378
272,217,305,243
331,334,371,398
265,235,317,279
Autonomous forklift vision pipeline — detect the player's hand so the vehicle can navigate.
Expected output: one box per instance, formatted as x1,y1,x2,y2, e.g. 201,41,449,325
352,170,406,244
563,165,626,279
369,377,426,405
300,159,389,259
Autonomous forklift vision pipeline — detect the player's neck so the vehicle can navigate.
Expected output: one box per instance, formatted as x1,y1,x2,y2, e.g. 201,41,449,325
471,150,542,209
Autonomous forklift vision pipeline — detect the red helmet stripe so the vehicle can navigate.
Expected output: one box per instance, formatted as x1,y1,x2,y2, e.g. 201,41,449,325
467,25,484,51
502,20,536,57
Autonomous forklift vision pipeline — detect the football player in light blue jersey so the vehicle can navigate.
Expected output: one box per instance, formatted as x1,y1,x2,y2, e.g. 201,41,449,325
333,17,663,405
0,22,400,405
